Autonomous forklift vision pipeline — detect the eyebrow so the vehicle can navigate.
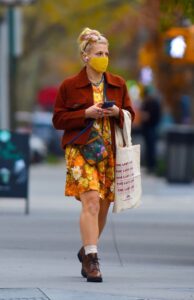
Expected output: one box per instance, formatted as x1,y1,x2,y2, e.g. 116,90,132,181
96,51,109,55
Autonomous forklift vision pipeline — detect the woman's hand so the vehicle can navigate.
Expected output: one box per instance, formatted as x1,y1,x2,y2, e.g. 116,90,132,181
85,103,104,119
85,104,120,119
102,105,120,118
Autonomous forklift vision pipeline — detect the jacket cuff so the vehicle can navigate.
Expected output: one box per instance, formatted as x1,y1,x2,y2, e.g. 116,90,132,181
114,108,124,128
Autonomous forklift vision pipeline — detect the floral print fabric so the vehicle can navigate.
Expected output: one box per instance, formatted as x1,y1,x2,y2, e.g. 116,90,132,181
65,82,115,201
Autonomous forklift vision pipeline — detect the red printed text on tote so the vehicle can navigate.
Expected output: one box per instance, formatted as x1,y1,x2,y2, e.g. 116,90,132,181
115,161,134,195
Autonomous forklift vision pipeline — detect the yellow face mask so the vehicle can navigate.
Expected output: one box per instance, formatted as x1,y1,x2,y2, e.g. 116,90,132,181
89,56,109,73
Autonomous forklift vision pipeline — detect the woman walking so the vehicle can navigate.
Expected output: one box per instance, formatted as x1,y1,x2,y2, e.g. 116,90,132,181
52,27,135,282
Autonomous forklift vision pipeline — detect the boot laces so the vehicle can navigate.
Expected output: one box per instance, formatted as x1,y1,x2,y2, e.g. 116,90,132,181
90,256,100,271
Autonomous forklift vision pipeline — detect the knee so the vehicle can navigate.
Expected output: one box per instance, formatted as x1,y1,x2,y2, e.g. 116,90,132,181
85,197,100,216
81,191,101,216
88,200,100,216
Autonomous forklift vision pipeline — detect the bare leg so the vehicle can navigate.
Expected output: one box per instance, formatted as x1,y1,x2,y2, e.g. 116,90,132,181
98,198,111,238
80,190,100,246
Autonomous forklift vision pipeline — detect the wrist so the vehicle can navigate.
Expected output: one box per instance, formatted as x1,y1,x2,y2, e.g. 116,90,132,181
115,107,120,118
85,109,89,118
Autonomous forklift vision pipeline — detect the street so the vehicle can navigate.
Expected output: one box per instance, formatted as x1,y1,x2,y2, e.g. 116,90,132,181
0,162,194,300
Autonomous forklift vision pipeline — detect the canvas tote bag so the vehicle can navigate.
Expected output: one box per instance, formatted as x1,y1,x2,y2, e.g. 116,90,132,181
113,110,142,213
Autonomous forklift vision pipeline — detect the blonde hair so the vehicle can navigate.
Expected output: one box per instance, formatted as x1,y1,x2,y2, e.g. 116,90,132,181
77,27,108,54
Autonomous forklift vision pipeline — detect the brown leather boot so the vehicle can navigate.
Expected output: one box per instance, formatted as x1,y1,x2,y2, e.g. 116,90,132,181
83,253,103,282
77,247,85,263
77,247,87,278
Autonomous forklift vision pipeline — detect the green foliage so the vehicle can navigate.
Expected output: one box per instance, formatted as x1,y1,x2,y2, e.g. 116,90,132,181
14,0,194,112
14,0,143,112
46,154,62,164
160,0,194,30
22,0,141,60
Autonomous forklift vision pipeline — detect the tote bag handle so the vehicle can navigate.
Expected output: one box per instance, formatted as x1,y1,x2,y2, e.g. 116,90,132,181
115,110,132,148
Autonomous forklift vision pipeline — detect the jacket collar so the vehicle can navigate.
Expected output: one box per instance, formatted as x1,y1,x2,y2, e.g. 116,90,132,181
75,67,122,88
105,72,122,87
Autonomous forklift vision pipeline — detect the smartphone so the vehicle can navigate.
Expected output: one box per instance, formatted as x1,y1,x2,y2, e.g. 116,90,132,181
102,101,115,108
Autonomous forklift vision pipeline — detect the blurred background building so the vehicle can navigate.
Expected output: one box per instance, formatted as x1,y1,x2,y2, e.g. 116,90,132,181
0,0,194,180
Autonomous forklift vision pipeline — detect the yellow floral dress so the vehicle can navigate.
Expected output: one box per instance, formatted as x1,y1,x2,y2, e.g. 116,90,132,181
65,82,115,202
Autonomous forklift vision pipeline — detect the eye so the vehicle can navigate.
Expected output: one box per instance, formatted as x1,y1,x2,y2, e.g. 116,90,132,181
95,51,109,57
96,51,103,56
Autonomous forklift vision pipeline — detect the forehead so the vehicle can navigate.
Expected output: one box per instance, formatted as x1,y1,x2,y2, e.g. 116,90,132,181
89,42,109,53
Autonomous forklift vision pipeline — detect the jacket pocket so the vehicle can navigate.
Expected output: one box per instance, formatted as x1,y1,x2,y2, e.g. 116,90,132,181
65,98,87,109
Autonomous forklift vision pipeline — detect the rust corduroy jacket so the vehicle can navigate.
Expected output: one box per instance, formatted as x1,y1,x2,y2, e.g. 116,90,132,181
52,67,135,155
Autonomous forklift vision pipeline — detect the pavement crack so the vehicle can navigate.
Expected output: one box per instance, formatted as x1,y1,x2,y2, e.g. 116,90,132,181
110,214,124,267
37,289,51,300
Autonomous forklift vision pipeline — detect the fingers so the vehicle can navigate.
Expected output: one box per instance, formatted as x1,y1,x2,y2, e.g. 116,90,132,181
102,108,113,116
94,106,103,119
92,104,118,118
96,102,103,108
103,105,119,117
98,110,104,118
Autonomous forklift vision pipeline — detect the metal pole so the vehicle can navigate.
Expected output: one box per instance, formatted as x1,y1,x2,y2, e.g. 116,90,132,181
8,7,22,129
8,6,15,129
0,11,10,130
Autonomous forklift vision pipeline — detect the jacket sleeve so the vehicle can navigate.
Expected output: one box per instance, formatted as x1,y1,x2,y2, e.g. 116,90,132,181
52,83,87,131
115,82,135,128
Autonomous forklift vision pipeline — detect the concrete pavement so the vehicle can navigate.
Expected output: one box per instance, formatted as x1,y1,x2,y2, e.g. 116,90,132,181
0,162,194,300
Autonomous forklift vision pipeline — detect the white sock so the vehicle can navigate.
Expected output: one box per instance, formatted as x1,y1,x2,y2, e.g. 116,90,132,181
84,245,98,255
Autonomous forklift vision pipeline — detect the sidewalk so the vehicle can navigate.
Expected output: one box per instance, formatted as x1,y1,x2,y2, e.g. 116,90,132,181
0,163,194,300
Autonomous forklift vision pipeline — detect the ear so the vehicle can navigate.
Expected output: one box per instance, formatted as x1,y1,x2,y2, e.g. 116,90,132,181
81,53,88,63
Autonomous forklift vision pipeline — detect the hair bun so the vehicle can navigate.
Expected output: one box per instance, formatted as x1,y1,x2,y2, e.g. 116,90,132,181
80,33,99,42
